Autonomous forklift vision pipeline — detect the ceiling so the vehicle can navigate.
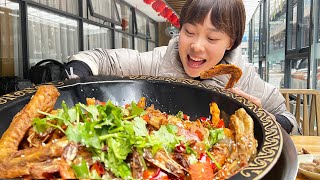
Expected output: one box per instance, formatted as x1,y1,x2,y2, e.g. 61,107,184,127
164,0,184,15
125,0,261,26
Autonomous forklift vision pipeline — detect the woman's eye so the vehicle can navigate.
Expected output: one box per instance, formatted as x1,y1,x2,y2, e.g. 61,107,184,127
208,38,218,41
185,29,194,35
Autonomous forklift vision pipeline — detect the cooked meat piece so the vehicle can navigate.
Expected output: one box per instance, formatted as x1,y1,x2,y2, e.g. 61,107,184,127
0,137,69,178
131,149,144,179
215,108,257,179
200,64,242,89
0,85,60,159
29,158,75,179
143,149,187,177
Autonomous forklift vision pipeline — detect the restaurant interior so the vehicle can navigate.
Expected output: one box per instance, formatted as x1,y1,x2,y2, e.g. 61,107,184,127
0,0,320,179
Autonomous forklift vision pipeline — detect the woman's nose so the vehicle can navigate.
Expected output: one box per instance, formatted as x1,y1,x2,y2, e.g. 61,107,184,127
190,40,205,52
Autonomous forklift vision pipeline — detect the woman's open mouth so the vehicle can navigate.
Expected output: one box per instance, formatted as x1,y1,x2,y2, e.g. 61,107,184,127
187,55,206,68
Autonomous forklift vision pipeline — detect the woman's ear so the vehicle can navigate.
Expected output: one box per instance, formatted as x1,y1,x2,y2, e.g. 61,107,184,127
227,41,234,50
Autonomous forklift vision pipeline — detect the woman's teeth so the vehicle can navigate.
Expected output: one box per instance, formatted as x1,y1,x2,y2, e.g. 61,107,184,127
190,56,204,61
187,55,206,68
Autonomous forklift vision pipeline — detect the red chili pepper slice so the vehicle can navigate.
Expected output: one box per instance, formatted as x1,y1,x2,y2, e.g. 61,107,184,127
217,119,225,128
143,168,169,180
90,161,105,176
183,114,189,120
199,153,217,172
199,117,209,122
175,143,186,153
151,169,169,180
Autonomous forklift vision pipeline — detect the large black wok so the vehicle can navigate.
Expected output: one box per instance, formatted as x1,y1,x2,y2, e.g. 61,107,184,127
0,75,284,179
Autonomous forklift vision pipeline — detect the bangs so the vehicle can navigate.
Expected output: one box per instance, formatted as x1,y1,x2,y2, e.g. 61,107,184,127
179,0,215,26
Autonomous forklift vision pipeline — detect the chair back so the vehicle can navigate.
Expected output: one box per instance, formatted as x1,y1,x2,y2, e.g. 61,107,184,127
280,89,320,136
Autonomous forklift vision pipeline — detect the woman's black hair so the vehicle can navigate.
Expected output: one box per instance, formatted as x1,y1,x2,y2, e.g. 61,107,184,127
179,0,246,52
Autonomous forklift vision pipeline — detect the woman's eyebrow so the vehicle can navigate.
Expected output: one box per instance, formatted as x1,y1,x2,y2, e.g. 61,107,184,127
208,27,220,32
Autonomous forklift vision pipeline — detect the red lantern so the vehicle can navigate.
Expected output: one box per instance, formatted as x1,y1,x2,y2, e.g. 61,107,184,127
160,7,173,18
143,0,155,4
167,13,178,23
152,0,166,12
173,20,180,28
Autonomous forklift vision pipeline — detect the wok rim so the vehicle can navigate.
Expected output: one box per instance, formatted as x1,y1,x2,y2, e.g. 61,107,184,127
0,75,283,179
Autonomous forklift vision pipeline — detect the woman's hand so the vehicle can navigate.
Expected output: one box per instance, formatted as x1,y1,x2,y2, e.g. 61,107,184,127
230,87,262,107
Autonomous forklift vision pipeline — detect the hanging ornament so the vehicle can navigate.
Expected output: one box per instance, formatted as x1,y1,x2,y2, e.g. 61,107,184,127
152,0,166,12
167,13,178,23
143,0,155,4
172,20,180,28
159,7,173,18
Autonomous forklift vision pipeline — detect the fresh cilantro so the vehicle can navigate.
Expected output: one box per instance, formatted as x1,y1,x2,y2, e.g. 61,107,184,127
207,128,225,148
61,101,71,121
103,138,132,178
176,111,184,119
152,124,183,151
166,124,178,134
103,100,123,127
184,141,198,156
130,101,144,116
133,117,148,137
32,117,65,133
32,118,49,133
72,159,101,179
65,121,101,149
79,103,99,121
206,150,222,169
72,159,90,178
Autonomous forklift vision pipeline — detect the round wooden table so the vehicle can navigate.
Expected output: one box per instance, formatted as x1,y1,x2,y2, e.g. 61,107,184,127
291,135,320,180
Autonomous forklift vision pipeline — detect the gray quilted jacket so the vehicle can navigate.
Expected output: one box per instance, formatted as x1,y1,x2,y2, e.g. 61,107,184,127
68,36,299,134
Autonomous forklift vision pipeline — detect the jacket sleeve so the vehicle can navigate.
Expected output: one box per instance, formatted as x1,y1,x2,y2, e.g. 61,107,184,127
67,47,168,77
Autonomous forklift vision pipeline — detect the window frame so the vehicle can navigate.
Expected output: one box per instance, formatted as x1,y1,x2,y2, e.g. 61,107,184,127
0,0,159,79
87,0,121,26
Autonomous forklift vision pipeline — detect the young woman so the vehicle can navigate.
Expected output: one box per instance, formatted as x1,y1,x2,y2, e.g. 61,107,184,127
65,0,299,134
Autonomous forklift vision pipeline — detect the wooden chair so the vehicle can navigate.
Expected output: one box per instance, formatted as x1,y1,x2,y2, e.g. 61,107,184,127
280,89,320,136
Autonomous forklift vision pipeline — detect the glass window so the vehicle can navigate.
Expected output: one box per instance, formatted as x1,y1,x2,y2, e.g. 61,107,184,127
241,29,249,62
290,58,308,89
316,9,320,90
28,6,79,65
82,0,111,26
253,8,260,70
136,12,147,35
318,9,320,43
248,21,253,63
114,2,132,33
83,23,112,50
148,41,155,51
287,0,297,50
301,0,311,48
30,0,79,15
317,59,320,90
267,0,286,88
86,0,120,25
0,0,22,77
114,31,132,49
134,37,146,52
149,21,156,40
